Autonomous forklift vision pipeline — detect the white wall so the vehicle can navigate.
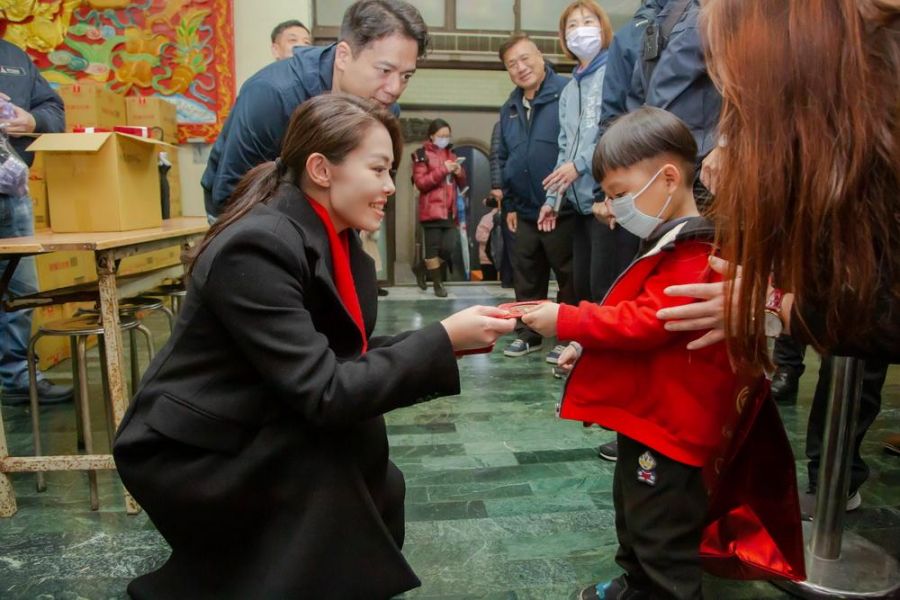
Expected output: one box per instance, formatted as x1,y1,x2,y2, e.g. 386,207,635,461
177,0,312,217
234,0,313,88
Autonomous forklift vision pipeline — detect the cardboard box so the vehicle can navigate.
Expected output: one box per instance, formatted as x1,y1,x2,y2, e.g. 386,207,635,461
119,244,182,276
31,304,70,370
28,153,49,230
57,83,126,132
34,251,97,291
27,132,172,232
30,180,49,230
126,96,178,143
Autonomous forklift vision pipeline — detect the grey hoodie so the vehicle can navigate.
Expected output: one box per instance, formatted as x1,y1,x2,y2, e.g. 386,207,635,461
545,57,606,216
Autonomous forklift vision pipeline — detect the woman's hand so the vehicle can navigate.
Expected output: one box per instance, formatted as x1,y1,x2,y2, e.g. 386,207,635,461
555,343,580,373
656,256,739,350
700,147,722,195
441,305,516,351
592,200,616,229
520,302,560,338
542,162,579,195
445,160,461,174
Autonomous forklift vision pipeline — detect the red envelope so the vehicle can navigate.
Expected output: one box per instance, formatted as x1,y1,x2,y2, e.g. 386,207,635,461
497,300,549,318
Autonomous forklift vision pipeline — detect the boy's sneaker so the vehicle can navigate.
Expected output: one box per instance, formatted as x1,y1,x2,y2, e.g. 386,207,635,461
503,339,541,357
579,575,646,600
799,487,862,521
546,344,567,364
597,440,618,462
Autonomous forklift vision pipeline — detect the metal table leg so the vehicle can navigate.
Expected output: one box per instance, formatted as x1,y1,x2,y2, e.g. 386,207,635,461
0,405,16,517
774,356,900,598
95,250,140,515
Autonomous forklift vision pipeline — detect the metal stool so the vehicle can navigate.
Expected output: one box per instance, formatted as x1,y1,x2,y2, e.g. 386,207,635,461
147,283,186,314
75,295,170,391
26,314,151,510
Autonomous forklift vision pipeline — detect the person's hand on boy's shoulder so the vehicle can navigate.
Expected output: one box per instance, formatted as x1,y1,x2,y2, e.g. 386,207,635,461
521,302,560,338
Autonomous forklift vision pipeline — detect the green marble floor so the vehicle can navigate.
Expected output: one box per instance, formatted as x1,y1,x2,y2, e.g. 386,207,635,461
0,284,898,599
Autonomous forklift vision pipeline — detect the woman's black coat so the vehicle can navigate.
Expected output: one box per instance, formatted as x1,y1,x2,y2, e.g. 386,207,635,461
113,183,460,599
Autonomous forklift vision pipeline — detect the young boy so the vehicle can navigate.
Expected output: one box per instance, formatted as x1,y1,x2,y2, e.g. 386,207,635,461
522,106,738,600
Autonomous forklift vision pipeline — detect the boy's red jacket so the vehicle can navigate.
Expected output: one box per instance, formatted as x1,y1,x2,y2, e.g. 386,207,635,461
557,218,738,467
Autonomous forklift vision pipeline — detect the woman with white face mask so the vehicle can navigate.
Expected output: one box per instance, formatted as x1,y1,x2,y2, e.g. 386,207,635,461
539,1,619,306
411,118,467,297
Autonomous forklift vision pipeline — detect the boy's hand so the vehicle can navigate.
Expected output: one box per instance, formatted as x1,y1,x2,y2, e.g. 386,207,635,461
555,343,580,373
520,302,560,337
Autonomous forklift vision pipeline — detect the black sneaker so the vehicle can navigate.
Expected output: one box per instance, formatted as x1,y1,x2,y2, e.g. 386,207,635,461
503,339,542,357
770,366,800,405
2,378,74,406
597,440,618,462
799,487,862,521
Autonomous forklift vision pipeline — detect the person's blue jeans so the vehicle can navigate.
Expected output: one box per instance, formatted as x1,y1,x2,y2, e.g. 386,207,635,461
0,194,40,390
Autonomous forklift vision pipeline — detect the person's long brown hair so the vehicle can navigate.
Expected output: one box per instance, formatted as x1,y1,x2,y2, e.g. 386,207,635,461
702,0,900,368
188,94,403,273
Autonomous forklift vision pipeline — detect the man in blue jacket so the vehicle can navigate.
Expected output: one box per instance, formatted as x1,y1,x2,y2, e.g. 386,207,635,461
496,34,574,360
0,39,71,406
202,0,428,217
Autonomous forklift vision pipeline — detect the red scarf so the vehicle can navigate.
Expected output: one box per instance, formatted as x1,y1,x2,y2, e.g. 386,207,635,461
306,196,368,354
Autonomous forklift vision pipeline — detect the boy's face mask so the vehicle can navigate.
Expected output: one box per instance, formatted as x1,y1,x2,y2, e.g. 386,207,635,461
610,167,672,240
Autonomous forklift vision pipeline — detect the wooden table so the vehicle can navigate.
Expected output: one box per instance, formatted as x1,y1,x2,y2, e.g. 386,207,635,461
0,217,209,516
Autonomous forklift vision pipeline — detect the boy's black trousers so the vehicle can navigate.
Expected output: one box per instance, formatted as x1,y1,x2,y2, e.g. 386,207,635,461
614,433,708,600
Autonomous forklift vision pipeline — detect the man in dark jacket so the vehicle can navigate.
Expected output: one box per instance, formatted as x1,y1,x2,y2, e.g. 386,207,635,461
496,34,574,360
0,39,71,405
488,120,515,288
202,0,428,217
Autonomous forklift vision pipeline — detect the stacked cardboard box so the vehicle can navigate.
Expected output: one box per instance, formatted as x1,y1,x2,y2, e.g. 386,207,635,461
126,96,182,216
119,245,182,276
29,153,49,231
30,303,69,371
57,83,126,132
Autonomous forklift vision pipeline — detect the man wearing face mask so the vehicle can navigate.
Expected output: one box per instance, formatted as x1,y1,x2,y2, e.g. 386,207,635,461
496,33,573,360
202,0,428,218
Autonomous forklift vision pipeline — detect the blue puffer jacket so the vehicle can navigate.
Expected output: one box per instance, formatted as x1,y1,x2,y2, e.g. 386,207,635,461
497,65,569,222
626,0,721,159
201,44,400,216
545,52,607,215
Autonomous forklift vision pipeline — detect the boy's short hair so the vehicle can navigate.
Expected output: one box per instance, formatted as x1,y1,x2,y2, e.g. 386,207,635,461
271,20,309,43
340,0,429,59
593,107,698,183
